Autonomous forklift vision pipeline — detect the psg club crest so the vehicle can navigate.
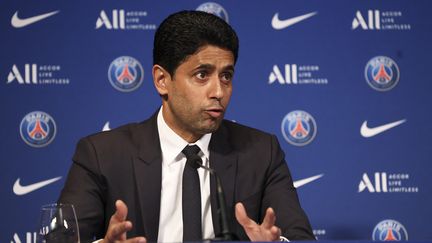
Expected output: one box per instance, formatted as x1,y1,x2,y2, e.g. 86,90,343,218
20,111,57,148
365,56,400,91
196,2,229,22
281,110,317,146
108,56,144,92
372,219,408,241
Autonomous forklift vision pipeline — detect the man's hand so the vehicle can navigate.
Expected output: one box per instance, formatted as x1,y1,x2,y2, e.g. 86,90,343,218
235,202,282,242
102,200,146,243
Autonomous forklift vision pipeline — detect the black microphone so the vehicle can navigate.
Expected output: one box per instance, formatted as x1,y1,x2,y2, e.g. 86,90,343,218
190,156,238,241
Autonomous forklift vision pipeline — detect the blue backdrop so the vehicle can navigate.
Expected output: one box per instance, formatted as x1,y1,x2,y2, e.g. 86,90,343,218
1,1,431,242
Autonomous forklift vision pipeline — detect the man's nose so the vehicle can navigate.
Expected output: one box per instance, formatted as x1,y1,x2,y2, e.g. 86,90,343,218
209,76,224,100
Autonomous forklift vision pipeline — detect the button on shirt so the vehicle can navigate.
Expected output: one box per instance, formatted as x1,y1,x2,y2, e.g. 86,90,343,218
157,108,214,242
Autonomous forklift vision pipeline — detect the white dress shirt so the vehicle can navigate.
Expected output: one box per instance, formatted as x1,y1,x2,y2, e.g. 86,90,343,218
157,108,214,242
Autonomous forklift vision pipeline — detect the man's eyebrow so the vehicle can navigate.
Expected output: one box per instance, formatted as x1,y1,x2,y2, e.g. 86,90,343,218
194,64,214,70
193,64,235,72
224,65,235,72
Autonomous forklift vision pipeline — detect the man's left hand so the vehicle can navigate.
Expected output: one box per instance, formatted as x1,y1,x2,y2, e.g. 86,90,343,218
235,202,282,241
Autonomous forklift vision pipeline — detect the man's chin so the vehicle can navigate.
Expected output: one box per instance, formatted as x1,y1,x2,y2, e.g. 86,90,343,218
200,120,223,134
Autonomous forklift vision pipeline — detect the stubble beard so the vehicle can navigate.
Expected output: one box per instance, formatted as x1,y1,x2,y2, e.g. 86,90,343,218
187,111,224,136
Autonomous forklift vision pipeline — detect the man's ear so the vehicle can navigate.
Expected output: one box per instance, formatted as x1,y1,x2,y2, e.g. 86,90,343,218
152,64,171,96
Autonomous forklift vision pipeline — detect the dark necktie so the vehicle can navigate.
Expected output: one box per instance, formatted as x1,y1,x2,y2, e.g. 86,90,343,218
182,145,203,241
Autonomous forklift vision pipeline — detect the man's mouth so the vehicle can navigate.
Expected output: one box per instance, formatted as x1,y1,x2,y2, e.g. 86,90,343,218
205,107,224,119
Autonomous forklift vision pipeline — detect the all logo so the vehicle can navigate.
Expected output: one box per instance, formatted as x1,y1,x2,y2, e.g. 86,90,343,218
359,172,388,193
365,56,399,91
96,9,125,29
96,9,156,30
8,64,37,84
281,110,317,146
196,2,229,22
352,10,411,31
358,172,419,193
11,232,37,243
108,56,144,92
269,64,328,85
372,220,408,241
20,111,56,148
352,10,381,30
7,64,69,85
102,121,111,131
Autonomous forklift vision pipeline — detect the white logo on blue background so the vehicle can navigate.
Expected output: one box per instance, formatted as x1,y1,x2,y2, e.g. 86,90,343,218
281,110,317,146
372,219,408,241
196,2,229,22
365,56,400,91
20,111,57,148
108,56,144,92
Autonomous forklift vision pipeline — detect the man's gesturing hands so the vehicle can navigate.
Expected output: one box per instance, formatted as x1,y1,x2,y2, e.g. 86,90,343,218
102,200,146,243
235,202,282,242
101,200,281,242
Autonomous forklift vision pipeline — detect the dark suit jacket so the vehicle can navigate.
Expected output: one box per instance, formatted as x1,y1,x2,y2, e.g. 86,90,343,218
59,113,314,242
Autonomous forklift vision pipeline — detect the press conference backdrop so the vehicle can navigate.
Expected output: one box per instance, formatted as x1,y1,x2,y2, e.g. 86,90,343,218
1,0,431,242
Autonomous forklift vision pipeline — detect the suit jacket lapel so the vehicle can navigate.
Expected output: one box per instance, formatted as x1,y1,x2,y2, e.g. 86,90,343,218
209,121,238,236
132,112,162,242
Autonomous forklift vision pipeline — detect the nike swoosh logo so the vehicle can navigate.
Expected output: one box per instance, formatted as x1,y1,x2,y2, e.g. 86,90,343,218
102,121,111,131
360,119,406,138
272,12,317,30
13,177,62,195
293,174,323,188
11,10,59,28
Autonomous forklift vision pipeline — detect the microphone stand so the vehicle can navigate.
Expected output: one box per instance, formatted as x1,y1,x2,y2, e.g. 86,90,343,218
193,158,239,241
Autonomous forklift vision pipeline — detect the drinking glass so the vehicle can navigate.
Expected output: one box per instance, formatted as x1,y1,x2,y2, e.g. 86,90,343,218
37,203,80,243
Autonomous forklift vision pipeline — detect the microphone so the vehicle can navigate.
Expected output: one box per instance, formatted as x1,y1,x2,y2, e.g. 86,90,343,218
190,157,238,241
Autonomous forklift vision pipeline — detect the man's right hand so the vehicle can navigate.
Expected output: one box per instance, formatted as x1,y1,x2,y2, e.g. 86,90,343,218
101,200,146,243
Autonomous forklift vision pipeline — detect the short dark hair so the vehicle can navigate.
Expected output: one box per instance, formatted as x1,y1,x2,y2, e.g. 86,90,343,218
153,10,239,76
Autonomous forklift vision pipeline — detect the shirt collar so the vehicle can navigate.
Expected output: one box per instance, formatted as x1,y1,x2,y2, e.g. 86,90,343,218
157,107,212,166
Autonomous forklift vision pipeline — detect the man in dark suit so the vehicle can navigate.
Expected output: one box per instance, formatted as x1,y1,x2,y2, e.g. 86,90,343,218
59,10,314,243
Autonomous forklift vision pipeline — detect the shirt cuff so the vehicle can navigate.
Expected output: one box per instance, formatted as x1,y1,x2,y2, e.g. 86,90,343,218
280,236,290,241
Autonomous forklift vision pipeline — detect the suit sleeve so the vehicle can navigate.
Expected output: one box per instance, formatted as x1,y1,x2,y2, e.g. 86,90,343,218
58,137,107,242
261,135,315,240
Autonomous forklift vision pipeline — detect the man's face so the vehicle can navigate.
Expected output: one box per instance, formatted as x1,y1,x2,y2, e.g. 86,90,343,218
160,45,234,142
